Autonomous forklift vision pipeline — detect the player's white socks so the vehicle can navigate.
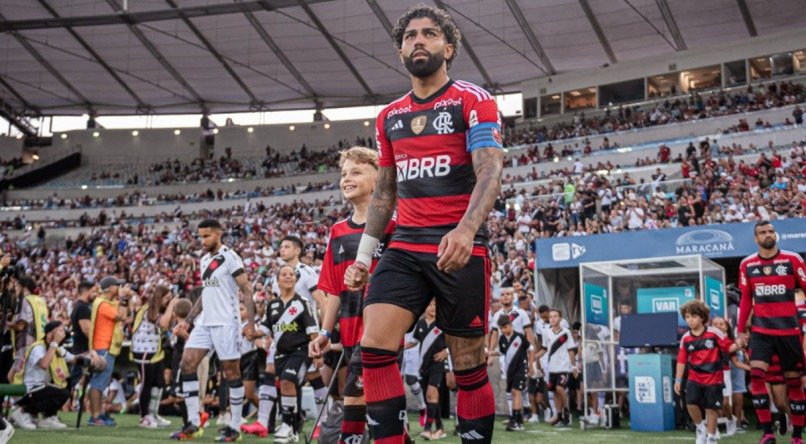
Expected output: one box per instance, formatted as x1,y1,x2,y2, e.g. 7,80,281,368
149,387,162,417
258,383,277,428
229,379,245,431
549,391,557,415
182,375,201,426
409,381,426,411
506,392,513,415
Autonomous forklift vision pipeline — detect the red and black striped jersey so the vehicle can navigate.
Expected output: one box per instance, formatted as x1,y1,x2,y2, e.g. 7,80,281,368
737,250,806,336
317,217,395,347
375,79,503,252
678,326,733,386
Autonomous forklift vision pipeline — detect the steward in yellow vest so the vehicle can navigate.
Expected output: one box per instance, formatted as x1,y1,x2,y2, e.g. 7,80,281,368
14,320,81,427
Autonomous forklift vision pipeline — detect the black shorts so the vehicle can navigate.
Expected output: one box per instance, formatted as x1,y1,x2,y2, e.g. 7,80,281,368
528,377,543,395
568,371,582,391
505,364,528,392
749,333,804,373
686,381,724,410
275,349,309,386
343,346,364,398
323,349,347,371
421,362,446,389
548,372,570,392
365,248,490,337
240,351,260,382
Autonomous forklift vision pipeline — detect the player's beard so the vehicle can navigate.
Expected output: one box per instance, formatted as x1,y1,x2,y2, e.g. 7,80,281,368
403,49,445,78
760,237,776,249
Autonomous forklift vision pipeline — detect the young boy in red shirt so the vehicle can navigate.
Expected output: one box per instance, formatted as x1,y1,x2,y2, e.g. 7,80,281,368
674,300,741,444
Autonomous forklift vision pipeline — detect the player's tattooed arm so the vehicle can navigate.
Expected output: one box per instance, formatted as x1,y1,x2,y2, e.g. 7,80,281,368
364,165,397,239
236,273,256,322
461,147,503,234
236,274,258,340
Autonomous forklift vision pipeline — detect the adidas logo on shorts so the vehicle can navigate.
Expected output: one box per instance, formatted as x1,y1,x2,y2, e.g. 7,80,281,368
459,430,484,440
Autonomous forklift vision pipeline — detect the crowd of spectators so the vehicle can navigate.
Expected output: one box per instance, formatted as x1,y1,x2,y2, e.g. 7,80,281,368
79,136,373,188
0,138,803,332
504,80,805,146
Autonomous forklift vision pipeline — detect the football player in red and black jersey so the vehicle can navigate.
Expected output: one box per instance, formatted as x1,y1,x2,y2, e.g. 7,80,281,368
675,300,740,444
309,147,395,444
344,5,503,443
737,220,806,444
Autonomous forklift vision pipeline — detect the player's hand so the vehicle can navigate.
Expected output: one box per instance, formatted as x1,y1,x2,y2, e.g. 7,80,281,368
242,322,256,340
487,355,496,367
572,368,579,379
0,254,11,268
344,262,369,291
437,225,474,273
674,381,681,395
309,335,330,359
737,332,749,348
434,349,449,362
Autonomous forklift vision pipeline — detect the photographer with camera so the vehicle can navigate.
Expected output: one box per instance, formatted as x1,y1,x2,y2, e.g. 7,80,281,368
87,276,132,427
9,320,84,429
6,276,48,385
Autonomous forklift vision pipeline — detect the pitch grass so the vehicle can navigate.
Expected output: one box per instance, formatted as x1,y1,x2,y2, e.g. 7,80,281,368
10,412,769,443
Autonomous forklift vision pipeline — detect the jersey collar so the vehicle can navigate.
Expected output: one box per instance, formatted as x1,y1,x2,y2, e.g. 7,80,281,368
410,80,454,105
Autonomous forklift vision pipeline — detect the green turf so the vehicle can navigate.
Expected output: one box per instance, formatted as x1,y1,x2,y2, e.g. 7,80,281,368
8,412,770,443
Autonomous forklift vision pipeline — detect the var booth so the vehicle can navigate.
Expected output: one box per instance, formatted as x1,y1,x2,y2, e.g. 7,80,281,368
578,255,726,431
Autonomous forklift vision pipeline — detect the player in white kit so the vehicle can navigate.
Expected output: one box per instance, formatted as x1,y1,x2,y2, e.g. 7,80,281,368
170,219,257,443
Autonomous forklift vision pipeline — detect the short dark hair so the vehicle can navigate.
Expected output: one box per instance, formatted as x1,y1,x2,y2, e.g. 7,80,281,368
392,3,462,67
78,280,94,292
19,276,36,293
496,314,512,328
198,219,222,230
282,235,304,251
754,220,772,234
537,305,550,314
680,299,710,323
173,298,192,319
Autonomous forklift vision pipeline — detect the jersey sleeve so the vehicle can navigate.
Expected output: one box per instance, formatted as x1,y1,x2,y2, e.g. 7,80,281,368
737,261,752,333
229,251,245,277
302,301,319,334
463,87,503,152
317,239,340,296
498,336,506,355
566,330,578,351
677,336,689,365
717,333,734,354
376,111,394,168
301,267,318,293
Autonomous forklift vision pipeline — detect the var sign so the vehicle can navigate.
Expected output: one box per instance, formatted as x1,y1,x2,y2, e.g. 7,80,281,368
652,298,679,313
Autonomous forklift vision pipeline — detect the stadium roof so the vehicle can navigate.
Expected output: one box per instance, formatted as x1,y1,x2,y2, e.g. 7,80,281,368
0,0,804,117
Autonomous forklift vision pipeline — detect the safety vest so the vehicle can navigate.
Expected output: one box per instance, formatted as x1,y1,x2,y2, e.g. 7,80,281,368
129,304,164,364
90,297,124,356
11,295,48,351
12,340,69,388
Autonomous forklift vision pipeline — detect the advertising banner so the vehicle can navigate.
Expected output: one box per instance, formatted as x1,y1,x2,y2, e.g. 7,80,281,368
536,218,806,269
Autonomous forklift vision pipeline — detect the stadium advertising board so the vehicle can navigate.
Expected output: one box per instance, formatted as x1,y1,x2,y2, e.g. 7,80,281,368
704,275,725,319
536,218,806,269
